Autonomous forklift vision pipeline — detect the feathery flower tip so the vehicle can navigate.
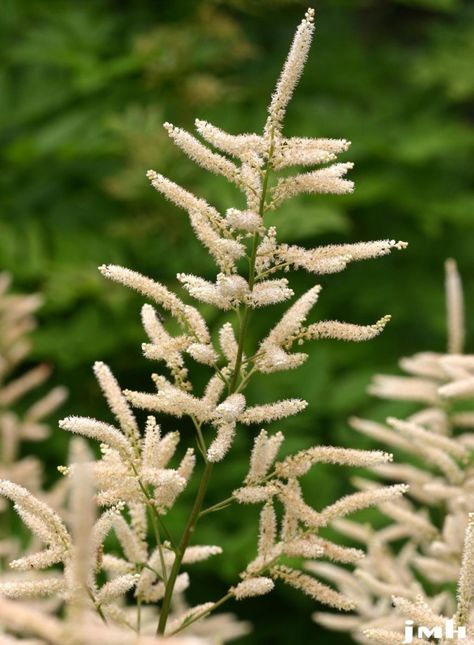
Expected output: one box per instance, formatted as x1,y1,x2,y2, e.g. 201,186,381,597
266,6,316,133
232,577,275,600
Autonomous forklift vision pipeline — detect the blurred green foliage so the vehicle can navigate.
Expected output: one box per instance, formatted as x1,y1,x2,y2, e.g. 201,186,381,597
1,0,473,642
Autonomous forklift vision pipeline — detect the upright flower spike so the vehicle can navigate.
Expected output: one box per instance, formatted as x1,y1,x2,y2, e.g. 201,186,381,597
93,361,141,451
264,8,316,137
0,9,410,641
446,258,465,355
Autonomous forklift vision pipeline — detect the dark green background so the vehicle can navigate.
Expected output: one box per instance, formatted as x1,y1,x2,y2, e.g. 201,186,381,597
1,0,473,642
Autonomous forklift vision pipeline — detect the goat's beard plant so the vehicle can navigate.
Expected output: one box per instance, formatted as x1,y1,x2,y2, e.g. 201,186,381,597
312,260,474,645
0,9,410,643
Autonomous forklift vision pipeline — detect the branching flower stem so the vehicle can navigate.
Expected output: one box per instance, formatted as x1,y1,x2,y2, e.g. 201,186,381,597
256,261,292,281
171,513,363,635
168,592,234,636
235,366,257,394
86,586,108,625
0,12,413,642
169,552,283,636
157,138,275,636
157,459,213,634
190,415,207,456
130,460,175,587
228,142,274,394
198,496,234,518
147,505,169,586
200,468,277,518
131,461,176,551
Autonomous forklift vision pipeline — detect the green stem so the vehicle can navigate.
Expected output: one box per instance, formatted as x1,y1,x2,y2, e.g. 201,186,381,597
228,306,251,393
201,467,275,520
190,416,207,457
235,366,257,394
150,501,175,548
168,592,234,636
199,495,234,518
257,260,292,281
168,549,282,636
157,460,214,634
141,562,163,580
132,461,174,586
87,587,107,625
147,503,168,585
214,364,230,387
227,238,258,394
131,462,176,550
228,152,273,394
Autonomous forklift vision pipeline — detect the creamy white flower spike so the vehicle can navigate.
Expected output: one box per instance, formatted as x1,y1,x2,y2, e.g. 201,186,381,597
93,361,140,450
232,577,275,600
258,502,277,558
276,240,407,276
195,119,265,158
245,430,284,484
275,446,393,479
445,258,465,355
225,208,263,233
271,566,356,611
164,122,240,184
218,322,239,364
265,8,316,136
0,8,411,641
456,513,474,626
304,315,391,343
272,163,355,206
146,170,245,273
186,342,219,366
59,416,135,461
100,263,210,343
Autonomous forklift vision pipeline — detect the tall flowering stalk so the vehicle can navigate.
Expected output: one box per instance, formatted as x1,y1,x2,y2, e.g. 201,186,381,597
0,10,408,642
313,260,474,644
